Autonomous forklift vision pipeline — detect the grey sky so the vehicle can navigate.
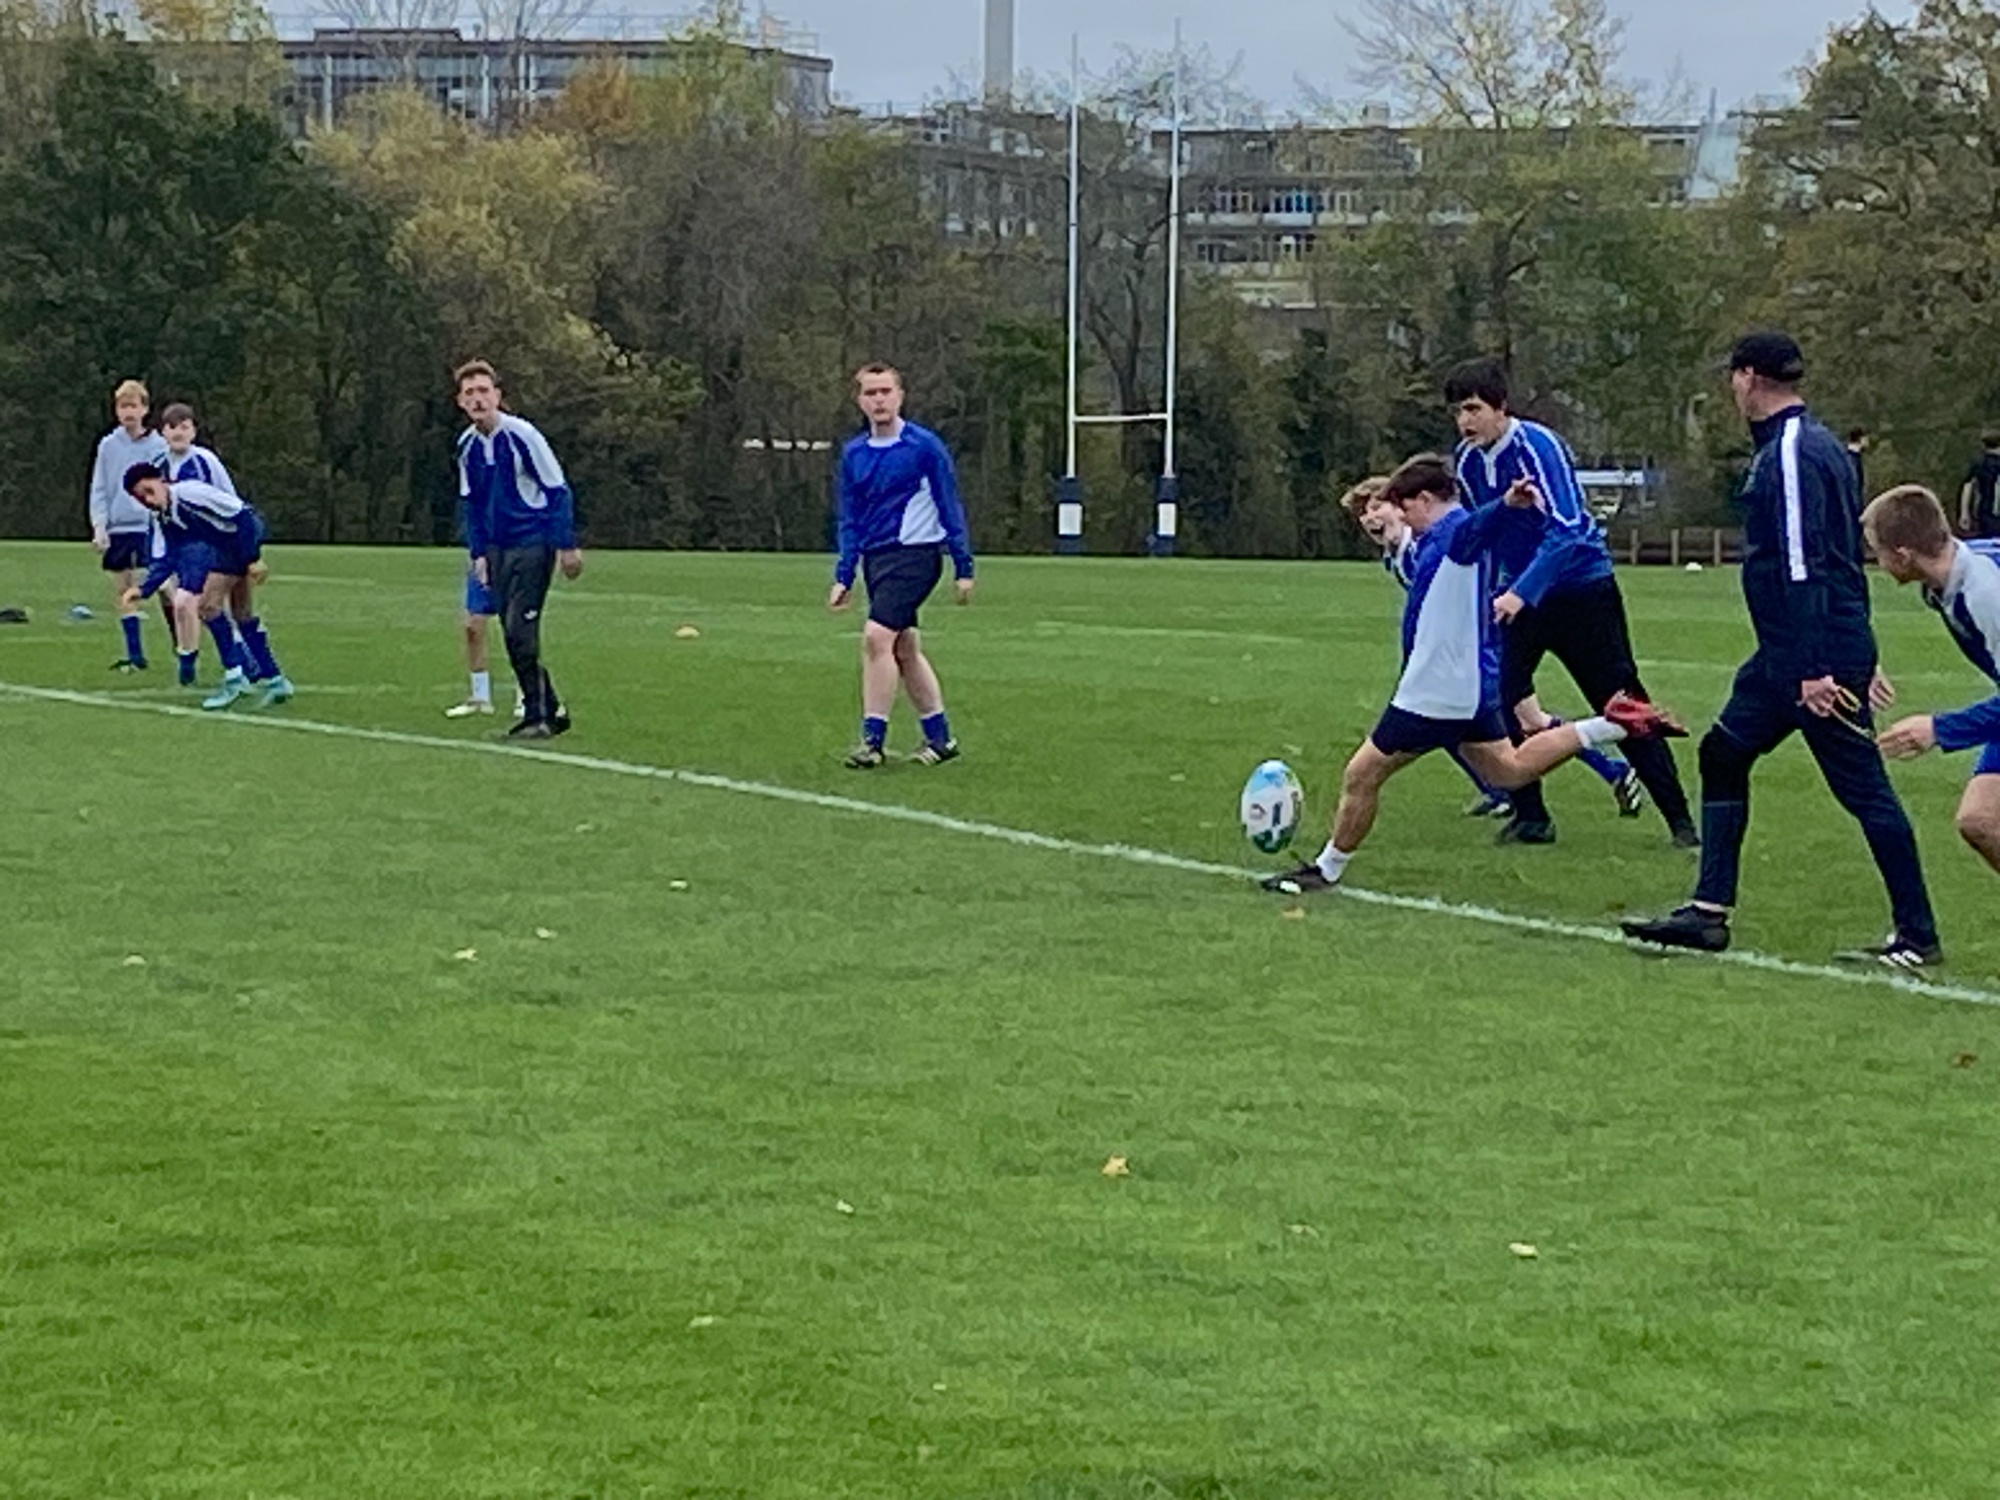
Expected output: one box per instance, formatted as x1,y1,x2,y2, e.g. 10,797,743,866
776,0,1913,117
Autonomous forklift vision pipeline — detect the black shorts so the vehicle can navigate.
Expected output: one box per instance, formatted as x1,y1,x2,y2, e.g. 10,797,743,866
1371,703,1510,757
102,533,150,572
862,544,944,633
1498,575,1648,713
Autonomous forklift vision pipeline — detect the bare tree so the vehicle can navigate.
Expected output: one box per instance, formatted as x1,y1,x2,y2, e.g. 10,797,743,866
314,0,463,28
471,0,594,42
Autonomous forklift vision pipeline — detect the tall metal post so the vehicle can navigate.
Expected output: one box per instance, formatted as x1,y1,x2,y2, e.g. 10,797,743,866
1058,33,1084,555
1152,19,1185,558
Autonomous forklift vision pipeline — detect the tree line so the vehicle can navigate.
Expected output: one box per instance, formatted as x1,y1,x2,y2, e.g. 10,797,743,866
0,0,1995,556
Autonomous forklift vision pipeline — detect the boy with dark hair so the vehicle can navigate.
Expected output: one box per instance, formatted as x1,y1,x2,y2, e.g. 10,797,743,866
1624,333,1939,968
1444,357,1695,847
158,401,243,689
1263,456,1683,896
1958,433,2000,539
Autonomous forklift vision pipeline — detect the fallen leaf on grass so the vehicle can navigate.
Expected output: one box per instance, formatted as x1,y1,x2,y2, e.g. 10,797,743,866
1281,906,1306,921
1286,1223,1320,1238
675,625,702,640
687,1315,718,1329
453,948,478,963
668,880,690,892
1101,1155,1131,1178
535,928,556,940
122,954,147,968
1952,1052,1978,1069
574,822,596,834
1508,1242,1539,1259
834,1198,856,1215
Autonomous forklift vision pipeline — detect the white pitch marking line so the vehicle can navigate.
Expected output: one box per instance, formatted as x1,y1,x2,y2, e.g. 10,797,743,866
6,679,1999,1011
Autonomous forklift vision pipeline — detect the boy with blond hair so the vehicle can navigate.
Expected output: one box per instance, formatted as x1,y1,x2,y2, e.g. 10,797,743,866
87,378,170,671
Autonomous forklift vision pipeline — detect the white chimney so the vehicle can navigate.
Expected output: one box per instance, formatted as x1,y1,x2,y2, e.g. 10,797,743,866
983,0,1015,104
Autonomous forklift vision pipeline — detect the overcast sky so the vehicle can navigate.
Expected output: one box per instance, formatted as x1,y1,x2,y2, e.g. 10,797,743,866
774,0,1913,116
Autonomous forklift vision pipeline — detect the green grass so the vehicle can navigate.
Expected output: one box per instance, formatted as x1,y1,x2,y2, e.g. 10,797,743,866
1,542,1996,1499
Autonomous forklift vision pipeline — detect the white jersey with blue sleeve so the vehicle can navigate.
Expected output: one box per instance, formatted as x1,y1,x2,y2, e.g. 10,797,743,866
1926,539,2000,751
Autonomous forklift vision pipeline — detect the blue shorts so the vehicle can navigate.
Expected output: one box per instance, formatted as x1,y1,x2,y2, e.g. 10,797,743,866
171,540,226,594
1371,703,1510,757
1974,743,2000,778
102,532,150,572
222,511,265,575
465,570,496,617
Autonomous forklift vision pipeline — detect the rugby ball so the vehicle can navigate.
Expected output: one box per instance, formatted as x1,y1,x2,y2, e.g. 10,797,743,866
1240,759,1305,854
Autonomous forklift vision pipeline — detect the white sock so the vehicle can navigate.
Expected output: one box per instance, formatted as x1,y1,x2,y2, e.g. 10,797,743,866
1315,842,1353,884
470,670,491,704
1573,716,1626,749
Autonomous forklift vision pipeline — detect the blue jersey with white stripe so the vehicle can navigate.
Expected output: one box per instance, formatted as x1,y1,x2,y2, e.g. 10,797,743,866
1455,419,1612,606
833,420,974,588
168,444,237,496
458,413,576,554
135,479,257,598
1738,404,1874,677
1925,539,2000,751
1390,503,1518,720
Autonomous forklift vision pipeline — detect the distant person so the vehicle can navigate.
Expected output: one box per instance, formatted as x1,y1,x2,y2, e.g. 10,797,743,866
454,360,581,741
87,378,169,672
1845,428,1869,499
159,401,240,688
1958,433,2000,538
1623,332,1940,968
829,363,975,769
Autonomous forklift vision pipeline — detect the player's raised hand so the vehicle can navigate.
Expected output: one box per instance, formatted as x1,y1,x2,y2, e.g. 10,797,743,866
1504,477,1542,509
557,548,583,581
828,582,851,612
1877,714,1937,759
1869,667,1897,711
955,577,975,606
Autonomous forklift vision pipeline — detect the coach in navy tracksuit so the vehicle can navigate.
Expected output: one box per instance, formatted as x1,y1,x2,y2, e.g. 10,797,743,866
1624,332,1941,968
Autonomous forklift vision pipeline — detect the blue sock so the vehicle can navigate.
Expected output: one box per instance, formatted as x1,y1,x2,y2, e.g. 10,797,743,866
863,715,888,750
177,650,197,686
120,614,144,663
237,616,280,680
204,615,246,676
920,711,951,746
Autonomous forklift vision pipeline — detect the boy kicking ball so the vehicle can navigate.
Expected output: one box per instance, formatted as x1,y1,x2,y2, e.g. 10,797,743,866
1265,457,1683,895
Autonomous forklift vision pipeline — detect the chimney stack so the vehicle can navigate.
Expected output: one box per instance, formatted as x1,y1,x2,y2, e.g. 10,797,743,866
983,0,1016,104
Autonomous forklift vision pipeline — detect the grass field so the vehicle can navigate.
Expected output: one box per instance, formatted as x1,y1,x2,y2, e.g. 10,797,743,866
2,540,1997,1500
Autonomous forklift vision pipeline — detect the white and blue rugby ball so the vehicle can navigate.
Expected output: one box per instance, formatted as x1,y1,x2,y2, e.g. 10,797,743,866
1240,759,1305,855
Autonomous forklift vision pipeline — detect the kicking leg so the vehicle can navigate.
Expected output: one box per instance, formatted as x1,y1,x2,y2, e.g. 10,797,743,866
1262,739,1420,893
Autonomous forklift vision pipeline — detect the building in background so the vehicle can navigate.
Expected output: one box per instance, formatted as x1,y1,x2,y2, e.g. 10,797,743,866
274,24,832,134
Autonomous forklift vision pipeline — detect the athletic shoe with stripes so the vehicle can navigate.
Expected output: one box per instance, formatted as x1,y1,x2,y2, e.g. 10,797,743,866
1835,934,1943,970
1612,765,1647,818
844,745,886,770
911,739,960,766
1621,903,1731,953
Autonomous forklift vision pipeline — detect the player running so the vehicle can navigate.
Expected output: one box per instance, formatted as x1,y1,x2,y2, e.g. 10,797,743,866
1264,456,1683,895
1622,332,1939,968
830,363,975,768
87,379,170,672
1447,359,1697,848
1864,484,2000,885
119,462,292,710
1346,475,1645,821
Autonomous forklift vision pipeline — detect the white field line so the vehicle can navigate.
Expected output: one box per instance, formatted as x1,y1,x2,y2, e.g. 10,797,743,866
6,679,1999,1011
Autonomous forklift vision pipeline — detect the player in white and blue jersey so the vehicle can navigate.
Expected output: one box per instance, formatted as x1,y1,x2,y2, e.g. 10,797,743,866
158,401,243,688
1344,475,1643,822
120,463,292,710
829,363,975,768
87,378,170,672
1448,359,1696,847
1265,456,1684,894
1865,484,2000,883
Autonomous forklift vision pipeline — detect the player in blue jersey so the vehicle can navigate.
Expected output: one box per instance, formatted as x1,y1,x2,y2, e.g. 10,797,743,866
119,463,292,710
830,363,975,769
456,360,582,740
1447,359,1696,848
1624,333,1938,967
158,402,243,688
1264,456,1683,895
1865,485,2000,883
1346,475,1643,821
87,379,170,672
